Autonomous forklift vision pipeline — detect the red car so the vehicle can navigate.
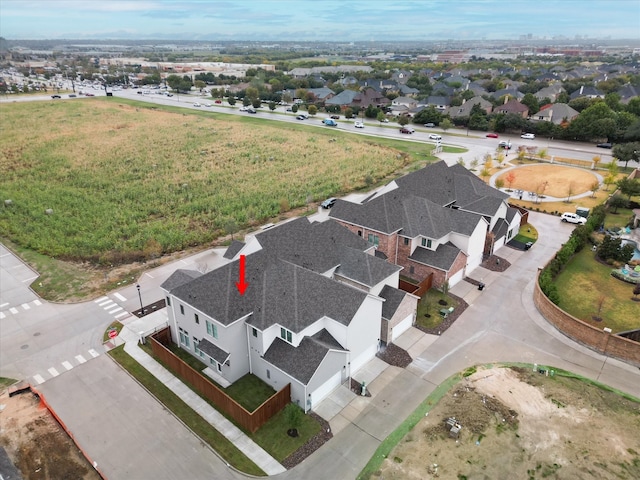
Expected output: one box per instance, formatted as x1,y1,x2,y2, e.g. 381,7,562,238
400,126,415,134
486,133,499,138
215,99,222,104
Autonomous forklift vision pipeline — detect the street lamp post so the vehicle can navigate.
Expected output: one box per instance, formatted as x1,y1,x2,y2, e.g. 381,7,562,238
136,284,144,316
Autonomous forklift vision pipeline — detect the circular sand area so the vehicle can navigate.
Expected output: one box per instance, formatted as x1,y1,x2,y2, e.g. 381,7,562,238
496,164,599,198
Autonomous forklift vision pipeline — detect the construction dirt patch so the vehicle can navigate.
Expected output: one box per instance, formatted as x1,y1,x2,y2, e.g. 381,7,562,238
376,366,640,480
496,164,598,198
0,389,101,480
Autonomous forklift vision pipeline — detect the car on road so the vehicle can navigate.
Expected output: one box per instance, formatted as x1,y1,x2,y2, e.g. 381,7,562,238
214,99,222,104
560,212,587,225
380,118,389,123
84,93,95,97
246,108,257,114
321,198,337,209
323,118,338,126
204,103,212,107
498,141,512,149
193,102,201,107
521,133,535,139
286,107,293,112
330,115,340,120
597,142,613,149
51,95,61,99
486,133,499,138
400,126,415,134
354,121,364,128
239,106,249,111
429,134,442,140
68,94,77,98
424,123,435,128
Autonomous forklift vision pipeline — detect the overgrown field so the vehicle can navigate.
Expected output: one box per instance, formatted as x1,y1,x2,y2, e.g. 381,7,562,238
0,100,419,265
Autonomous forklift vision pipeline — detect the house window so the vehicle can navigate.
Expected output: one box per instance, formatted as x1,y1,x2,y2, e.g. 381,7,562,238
252,327,257,338
194,313,199,324
421,238,426,247
166,296,171,306
427,239,432,248
280,327,292,343
193,338,203,357
367,233,379,246
206,321,218,339
357,230,362,237
217,363,222,372
180,305,184,315
403,238,409,245
410,266,414,274
266,369,271,379
209,357,215,366
179,327,189,348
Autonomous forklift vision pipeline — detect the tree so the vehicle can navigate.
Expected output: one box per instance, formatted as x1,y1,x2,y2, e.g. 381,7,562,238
252,98,261,109
227,95,236,106
633,283,640,301
609,194,629,214
308,105,318,116
194,80,206,92
291,104,299,113
344,107,353,119
495,178,505,189
376,111,386,123
616,178,640,200
590,180,600,198
612,142,640,169
246,86,259,101
398,115,409,127
506,171,516,189
440,118,453,132
592,155,602,170
268,101,276,111
565,182,575,203
284,403,303,437
604,173,616,191
480,167,491,183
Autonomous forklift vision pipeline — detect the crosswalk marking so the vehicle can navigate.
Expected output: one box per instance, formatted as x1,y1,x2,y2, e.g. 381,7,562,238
9,307,18,314
114,292,127,302
0,312,4,320
75,354,87,364
48,367,60,377
33,299,42,306
21,303,30,310
95,296,109,303
107,306,123,314
98,299,114,307
115,311,129,319
62,361,73,371
33,374,45,384
88,349,99,358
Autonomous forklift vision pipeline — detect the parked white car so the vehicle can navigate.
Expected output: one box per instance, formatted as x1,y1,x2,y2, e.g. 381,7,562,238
521,133,535,139
354,121,364,128
560,212,587,225
429,134,442,140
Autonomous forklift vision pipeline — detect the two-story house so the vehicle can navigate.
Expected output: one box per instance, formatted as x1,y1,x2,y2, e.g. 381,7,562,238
161,218,417,412
329,162,521,288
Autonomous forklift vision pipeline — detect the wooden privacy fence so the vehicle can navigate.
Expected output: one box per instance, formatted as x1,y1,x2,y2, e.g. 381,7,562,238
399,273,433,297
150,328,290,433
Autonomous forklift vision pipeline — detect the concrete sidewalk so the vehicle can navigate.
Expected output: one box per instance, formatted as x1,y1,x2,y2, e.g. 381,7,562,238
117,310,286,476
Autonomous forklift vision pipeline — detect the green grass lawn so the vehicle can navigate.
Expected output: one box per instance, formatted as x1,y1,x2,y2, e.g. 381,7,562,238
554,248,640,333
415,289,460,330
513,223,539,244
603,207,635,231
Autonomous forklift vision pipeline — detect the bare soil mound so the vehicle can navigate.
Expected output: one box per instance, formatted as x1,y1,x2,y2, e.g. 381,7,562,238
377,366,640,480
0,390,100,480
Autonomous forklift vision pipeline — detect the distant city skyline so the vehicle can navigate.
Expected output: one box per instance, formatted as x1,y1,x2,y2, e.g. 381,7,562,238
1,0,639,42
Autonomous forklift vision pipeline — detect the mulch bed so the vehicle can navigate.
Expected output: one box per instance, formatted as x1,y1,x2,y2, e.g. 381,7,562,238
480,254,511,272
281,412,332,469
375,343,413,368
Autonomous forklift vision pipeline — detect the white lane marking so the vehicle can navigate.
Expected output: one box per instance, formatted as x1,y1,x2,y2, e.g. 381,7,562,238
48,367,60,377
145,272,155,278
9,307,18,314
95,296,109,303
33,299,42,306
75,354,87,364
98,300,114,307
114,311,129,319
107,307,123,314
0,302,8,308
0,312,5,320
62,361,73,370
33,374,45,384
21,303,30,310
88,349,99,358
114,292,127,301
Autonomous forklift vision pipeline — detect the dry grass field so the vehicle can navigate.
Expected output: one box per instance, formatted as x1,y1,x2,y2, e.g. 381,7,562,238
496,164,599,198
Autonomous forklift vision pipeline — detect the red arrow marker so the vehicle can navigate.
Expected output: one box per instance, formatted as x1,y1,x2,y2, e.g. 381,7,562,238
236,255,249,295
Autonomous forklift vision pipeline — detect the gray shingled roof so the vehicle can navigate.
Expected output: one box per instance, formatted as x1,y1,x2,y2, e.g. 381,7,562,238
335,247,401,288
263,330,345,384
198,338,229,364
167,219,370,331
379,285,408,320
223,240,245,259
160,269,203,292
409,242,462,270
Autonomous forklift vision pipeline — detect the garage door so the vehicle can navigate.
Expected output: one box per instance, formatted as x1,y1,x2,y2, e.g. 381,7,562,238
448,269,464,287
310,371,342,408
391,313,414,341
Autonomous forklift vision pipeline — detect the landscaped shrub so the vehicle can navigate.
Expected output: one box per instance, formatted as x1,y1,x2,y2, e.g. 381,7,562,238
597,236,634,264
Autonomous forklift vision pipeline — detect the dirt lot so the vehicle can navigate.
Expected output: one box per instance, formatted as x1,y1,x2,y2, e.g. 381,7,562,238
0,389,101,480
496,164,598,198
377,366,640,480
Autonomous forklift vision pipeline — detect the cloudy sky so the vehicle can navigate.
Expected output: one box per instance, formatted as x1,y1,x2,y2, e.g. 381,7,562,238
1,0,639,41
